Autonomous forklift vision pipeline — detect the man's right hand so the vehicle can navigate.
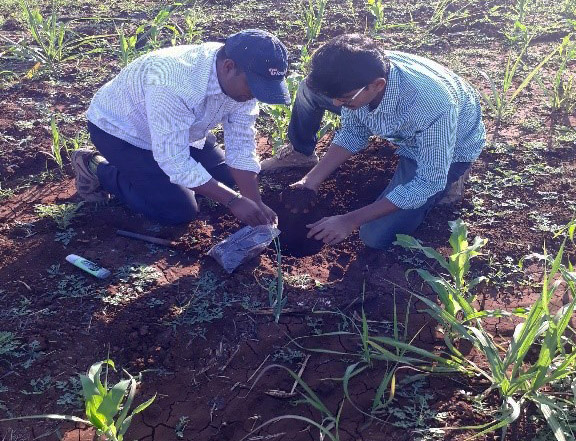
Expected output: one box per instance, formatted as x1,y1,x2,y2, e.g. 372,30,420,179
229,196,274,226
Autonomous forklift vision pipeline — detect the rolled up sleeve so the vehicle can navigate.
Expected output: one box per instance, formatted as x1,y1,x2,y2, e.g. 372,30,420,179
386,108,457,209
222,101,260,173
145,86,212,188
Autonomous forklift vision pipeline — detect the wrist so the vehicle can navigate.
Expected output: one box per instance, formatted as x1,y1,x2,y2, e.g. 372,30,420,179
225,192,242,208
300,178,320,193
343,211,362,229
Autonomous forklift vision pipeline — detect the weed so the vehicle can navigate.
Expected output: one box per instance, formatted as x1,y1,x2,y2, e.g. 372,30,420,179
0,185,15,201
380,376,444,440
174,415,190,439
114,264,161,293
166,272,232,339
102,264,161,305
35,202,84,230
0,332,21,358
51,274,97,299
55,376,83,410
54,228,77,246
271,347,306,365
306,316,324,335
21,375,52,395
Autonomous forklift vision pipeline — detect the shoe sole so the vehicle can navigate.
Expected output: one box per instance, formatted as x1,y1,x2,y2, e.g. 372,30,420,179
71,150,109,202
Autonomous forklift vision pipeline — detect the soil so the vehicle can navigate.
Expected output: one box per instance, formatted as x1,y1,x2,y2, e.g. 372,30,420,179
272,186,326,257
1,1,575,441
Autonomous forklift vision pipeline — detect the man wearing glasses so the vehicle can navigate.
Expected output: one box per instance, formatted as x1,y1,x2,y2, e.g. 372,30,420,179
263,34,485,249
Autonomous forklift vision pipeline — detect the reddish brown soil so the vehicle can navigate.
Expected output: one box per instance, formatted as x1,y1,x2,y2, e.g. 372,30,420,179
1,1,575,440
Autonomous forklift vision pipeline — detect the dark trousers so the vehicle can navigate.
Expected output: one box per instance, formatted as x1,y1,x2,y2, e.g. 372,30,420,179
359,157,471,249
87,122,234,225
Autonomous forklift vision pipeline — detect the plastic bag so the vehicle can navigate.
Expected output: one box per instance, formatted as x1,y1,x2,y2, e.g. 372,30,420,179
207,225,280,273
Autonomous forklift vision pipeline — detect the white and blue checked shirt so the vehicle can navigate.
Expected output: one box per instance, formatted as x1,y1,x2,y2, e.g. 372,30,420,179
332,51,486,210
86,42,260,188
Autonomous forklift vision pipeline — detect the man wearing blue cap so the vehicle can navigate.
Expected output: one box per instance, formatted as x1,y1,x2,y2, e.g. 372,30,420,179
72,29,289,226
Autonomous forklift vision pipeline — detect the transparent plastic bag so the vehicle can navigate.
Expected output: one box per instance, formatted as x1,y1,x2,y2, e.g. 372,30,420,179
207,225,281,273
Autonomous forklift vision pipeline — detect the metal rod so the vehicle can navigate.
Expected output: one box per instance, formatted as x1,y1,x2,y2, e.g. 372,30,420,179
116,229,177,247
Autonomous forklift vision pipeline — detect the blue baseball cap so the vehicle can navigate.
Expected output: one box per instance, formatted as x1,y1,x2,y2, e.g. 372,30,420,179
225,29,290,105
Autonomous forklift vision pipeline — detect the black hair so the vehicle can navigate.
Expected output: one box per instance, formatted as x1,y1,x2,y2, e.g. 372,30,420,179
216,46,244,74
307,34,390,98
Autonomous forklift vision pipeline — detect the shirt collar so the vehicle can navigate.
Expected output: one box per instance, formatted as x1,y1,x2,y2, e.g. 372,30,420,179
206,47,224,96
372,60,400,114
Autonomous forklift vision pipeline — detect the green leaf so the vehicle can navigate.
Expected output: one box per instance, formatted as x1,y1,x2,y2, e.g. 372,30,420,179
97,379,131,423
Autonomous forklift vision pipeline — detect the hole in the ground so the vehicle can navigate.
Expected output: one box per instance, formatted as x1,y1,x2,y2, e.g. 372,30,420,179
265,191,325,257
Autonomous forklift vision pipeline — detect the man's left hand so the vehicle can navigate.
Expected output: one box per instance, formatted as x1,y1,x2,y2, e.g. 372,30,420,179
306,214,356,245
257,201,278,226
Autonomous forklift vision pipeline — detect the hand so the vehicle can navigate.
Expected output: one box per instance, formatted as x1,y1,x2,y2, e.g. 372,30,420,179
229,197,271,226
281,183,318,214
307,214,356,245
257,201,278,226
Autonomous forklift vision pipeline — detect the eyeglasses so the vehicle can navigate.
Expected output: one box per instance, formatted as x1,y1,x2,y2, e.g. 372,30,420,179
334,85,366,105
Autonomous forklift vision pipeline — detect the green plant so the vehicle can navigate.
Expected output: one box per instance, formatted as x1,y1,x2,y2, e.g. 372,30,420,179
116,5,181,66
0,332,21,358
395,219,487,319
179,5,204,44
174,415,190,438
428,0,473,33
537,35,576,115
49,114,63,169
1,0,107,74
366,0,386,32
34,202,84,230
261,72,303,152
394,220,576,441
243,364,343,441
268,238,287,323
116,27,138,67
300,0,329,46
1,359,156,441
479,37,562,126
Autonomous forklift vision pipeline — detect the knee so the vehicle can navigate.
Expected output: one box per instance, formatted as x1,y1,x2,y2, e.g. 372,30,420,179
148,203,198,226
359,223,395,250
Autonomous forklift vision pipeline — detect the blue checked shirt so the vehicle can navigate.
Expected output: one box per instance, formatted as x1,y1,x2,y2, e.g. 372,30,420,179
332,51,486,210
87,43,260,189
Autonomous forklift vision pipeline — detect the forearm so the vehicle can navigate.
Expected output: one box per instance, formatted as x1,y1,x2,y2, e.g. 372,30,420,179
194,178,239,205
345,197,399,229
301,144,353,191
230,168,262,202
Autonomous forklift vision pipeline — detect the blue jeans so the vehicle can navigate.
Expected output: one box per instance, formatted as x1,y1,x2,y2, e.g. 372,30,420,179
288,80,341,155
288,81,471,250
87,122,235,225
359,158,471,250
